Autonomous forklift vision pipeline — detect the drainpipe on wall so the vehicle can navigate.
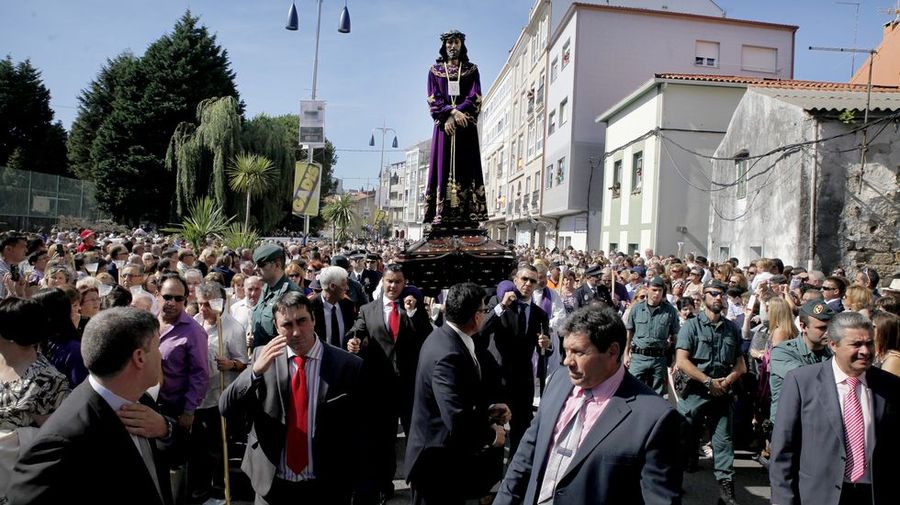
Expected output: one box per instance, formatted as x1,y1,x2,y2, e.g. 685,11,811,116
808,122,819,271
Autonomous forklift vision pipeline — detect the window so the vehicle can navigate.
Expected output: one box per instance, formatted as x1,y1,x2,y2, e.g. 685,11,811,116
719,246,730,262
548,111,556,135
525,177,531,195
742,45,777,73
559,98,568,126
735,151,749,199
628,243,640,255
536,72,545,109
609,243,618,253
695,41,719,67
531,34,539,65
557,156,566,184
631,151,643,193
513,101,518,127
527,122,535,158
545,164,554,189
550,57,559,83
511,141,517,168
561,39,571,69
517,134,524,169
535,113,544,152
611,160,623,198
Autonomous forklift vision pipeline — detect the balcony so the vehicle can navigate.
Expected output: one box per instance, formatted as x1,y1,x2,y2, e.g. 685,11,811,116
531,190,539,208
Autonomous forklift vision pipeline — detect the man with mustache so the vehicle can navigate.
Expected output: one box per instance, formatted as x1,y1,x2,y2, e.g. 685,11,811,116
675,279,746,505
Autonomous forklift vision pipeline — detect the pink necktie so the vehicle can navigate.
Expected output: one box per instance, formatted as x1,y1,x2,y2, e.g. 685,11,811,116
842,376,866,482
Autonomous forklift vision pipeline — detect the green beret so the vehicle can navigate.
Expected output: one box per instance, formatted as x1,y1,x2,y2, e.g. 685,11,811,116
253,244,284,264
800,300,835,321
703,279,728,292
648,276,666,289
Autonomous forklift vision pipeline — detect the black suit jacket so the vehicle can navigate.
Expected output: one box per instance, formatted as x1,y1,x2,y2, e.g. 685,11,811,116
219,343,363,499
770,361,900,505
311,296,356,347
480,298,550,405
495,371,683,505
404,324,503,499
8,381,174,505
359,269,382,300
573,283,613,309
345,297,432,398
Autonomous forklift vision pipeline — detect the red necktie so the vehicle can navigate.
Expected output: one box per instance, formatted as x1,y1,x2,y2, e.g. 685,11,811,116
389,300,400,342
843,376,866,482
286,355,309,474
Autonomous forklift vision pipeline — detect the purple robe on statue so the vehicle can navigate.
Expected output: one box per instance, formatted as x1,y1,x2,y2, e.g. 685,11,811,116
424,61,488,225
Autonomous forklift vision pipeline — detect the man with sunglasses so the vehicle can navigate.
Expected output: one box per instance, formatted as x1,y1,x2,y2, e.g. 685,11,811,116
675,279,746,505
481,265,550,454
157,272,210,466
768,300,834,425
250,244,302,350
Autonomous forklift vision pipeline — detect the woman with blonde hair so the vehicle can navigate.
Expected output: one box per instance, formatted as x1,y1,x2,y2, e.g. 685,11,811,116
767,297,798,347
843,284,873,319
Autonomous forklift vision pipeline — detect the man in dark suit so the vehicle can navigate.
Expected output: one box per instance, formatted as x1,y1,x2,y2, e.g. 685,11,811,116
9,307,176,505
494,305,683,505
359,253,383,302
405,282,509,505
572,266,613,309
345,263,432,503
310,266,356,347
220,291,363,505
481,265,550,453
770,312,900,505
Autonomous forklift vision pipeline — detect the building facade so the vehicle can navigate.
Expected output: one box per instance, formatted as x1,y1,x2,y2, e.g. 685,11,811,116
596,74,752,257
401,139,430,241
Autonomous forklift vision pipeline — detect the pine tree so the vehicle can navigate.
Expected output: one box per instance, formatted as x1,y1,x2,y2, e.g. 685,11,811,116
0,56,68,175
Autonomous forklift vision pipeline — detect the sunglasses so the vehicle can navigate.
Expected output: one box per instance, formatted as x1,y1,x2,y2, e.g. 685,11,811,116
161,294,186,302
519,277,538,284
288,273,302,278
705,291,725,298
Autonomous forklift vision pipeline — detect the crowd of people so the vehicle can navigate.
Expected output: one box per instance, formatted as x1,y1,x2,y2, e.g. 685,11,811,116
0,226,898,505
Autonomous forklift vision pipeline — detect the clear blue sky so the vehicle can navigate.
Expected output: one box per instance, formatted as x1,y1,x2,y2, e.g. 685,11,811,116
2,1,895,189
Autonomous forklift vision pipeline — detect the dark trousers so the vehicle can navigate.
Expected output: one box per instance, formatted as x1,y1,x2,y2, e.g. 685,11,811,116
508,393,534,457
187,406,224,496
839,482,872,505
258,478,350,505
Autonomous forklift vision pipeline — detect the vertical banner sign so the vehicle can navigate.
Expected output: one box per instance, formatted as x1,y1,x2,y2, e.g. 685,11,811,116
292,161,322,217
299,100,326,148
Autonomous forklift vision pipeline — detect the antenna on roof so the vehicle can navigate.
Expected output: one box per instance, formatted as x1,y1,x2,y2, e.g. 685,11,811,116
836,2,861,77
878,0,900,23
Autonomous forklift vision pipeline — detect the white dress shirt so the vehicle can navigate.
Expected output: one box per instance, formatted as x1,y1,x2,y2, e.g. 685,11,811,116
88,375,145,455
832,359,875,484
277,338,323,481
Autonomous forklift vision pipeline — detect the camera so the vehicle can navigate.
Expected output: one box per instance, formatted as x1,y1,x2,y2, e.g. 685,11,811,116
9,264,20,283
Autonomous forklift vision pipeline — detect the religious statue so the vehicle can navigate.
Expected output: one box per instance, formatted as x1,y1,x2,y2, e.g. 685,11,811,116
424,29,488,226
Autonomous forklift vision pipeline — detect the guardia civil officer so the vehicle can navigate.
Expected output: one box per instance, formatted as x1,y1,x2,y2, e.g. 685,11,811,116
625,276,680,395
250,244,302,349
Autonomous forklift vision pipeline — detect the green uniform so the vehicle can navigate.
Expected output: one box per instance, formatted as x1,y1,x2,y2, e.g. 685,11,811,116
625,301,679,395
250,275,302,349
676,312,743,481
768,336,832,423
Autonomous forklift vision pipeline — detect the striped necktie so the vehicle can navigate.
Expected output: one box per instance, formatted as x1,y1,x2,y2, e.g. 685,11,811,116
842,376,866,482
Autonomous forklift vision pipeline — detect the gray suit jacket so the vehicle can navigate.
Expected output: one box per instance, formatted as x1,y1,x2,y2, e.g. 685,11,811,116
219,343,363,499
769,360,900,505
494,369,683,505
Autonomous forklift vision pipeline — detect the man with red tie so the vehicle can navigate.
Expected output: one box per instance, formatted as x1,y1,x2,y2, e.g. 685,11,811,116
345,263,433,504
220,291,363,505
770,311,900,505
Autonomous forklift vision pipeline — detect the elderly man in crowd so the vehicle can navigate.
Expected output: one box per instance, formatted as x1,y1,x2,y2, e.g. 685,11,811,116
231,275,262,332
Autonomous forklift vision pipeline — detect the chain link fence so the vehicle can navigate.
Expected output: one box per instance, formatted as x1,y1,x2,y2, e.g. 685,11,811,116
0,166,105,231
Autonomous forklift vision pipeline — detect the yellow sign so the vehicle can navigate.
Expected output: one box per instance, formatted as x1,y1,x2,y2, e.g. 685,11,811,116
292,161,322,217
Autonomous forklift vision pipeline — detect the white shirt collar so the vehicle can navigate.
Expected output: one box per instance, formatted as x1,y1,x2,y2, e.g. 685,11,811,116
446,321,477,360
89,375,134,412
832,358,868,387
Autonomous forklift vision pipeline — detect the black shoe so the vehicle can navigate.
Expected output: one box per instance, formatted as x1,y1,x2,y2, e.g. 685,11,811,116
717,479,739,505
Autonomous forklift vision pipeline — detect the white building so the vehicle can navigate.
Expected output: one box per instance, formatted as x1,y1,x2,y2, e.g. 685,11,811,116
596,74,755,257
402,139,431,241
541,2,796,251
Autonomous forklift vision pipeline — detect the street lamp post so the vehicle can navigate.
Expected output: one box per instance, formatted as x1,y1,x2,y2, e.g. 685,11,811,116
368,123,398,212
286,0,351,236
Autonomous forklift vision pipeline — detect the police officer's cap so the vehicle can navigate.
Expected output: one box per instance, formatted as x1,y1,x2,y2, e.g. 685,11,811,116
800,300,835,322
331,254,350,269
585,266,603,278
253,244,284,265
703,279,728,293
648,276,666,289
366,253,380,261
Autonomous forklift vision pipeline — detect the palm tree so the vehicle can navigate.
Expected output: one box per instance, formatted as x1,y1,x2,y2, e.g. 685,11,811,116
321,194,358,247
161,196,232,251
227,153,277,229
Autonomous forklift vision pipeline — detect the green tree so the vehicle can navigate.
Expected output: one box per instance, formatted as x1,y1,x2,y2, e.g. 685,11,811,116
227,152,277,229
166,96,242,217
241,114,295,232
321,194,358,245
0,56,68,175
67,11,241,224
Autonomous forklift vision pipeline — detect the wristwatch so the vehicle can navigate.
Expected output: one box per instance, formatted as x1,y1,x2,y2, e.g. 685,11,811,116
704,377,713,389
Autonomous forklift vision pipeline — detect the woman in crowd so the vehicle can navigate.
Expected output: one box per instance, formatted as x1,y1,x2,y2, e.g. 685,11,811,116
843,284,873,319
75,280,101,322
557,269,578,315
873,310,900,377
33,288,87,389
676,297,696,328
766,297,798,347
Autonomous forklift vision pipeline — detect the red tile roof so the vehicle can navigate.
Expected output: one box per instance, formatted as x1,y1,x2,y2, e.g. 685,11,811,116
655,73,899,91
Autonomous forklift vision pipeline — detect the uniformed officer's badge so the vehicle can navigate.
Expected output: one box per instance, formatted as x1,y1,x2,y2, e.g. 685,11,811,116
814,304,824,314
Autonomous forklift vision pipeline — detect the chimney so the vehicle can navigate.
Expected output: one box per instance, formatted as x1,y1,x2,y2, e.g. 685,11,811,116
887,19,899,37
